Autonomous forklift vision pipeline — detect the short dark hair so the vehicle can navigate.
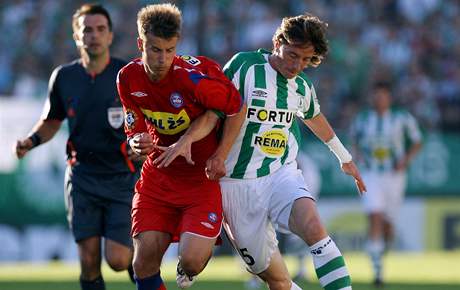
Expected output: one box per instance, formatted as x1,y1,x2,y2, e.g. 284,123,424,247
137,3,182,39
373,81,392,92
273,13,329,66
72,3,112,32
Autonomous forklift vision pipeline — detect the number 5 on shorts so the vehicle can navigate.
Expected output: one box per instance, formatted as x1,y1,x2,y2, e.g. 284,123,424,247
239,248,255,266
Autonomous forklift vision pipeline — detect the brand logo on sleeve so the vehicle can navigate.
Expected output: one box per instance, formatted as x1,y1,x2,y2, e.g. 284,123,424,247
180,55,201,66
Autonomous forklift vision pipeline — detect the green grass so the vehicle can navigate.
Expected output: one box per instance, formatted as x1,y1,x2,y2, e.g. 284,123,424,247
0,251,459,290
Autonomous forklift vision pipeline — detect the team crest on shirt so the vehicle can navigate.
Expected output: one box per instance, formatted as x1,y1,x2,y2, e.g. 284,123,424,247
108,107,124,129
208,212,218,223
170,92,184,108
124,109,137,130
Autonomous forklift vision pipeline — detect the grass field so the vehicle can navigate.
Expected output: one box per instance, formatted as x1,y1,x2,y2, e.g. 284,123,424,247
0,251,459,290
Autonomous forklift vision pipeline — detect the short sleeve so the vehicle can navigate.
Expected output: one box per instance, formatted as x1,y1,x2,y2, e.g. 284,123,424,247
41,67,66,121
117,69,148,138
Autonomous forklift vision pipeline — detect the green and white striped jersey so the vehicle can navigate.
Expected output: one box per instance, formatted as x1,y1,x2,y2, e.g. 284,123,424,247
223,49,320,179
350,108,422,172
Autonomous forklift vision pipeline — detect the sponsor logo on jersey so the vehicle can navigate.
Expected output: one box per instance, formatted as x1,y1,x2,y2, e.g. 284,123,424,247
140,108,190,135
372,147,390,161
131,91,147,97
180,55,201,66
247,106,294,125
124,109,137,130
200,222,215,230
251,89,267,98
108,107,124,129
170,92,184,108
208,212,218,223
252,129,288,158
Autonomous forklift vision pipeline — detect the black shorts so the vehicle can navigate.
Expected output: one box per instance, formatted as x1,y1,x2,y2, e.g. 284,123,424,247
64,166,136,247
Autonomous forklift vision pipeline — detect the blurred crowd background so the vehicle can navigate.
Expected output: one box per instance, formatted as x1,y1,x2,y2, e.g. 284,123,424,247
1,0,459,132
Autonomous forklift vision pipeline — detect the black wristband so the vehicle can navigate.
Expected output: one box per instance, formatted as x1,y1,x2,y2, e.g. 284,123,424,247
29,132,42,148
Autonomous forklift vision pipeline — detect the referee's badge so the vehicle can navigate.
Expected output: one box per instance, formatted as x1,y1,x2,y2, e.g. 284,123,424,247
108,107,124,129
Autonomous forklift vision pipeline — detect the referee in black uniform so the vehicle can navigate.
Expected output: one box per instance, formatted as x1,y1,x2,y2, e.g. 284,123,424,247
15,4,140,290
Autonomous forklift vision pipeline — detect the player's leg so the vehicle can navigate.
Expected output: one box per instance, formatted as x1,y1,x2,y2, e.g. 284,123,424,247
288,198,352,290
77,236,105,290
175,183,223,288
176,233,216,288
361,172,386,286
105,240,132,271
103,190,134,281
65,170,106,290
221,176,298,290
132,230,171,290
257,249,300,290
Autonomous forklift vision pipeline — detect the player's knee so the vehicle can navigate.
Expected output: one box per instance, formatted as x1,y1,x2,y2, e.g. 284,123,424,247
180,255,207,276
80,252,100,270
132,254,160,276
106,255,130,272
266,276,292,290
301,217,326,244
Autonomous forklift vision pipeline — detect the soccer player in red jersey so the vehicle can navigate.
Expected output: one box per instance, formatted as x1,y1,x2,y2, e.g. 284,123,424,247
116,3,246,290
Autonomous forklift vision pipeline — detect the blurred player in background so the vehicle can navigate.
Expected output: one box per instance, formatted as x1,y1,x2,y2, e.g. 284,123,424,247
350,82,422,287
14,4,140,290
221,13,366,290
117,3,245,290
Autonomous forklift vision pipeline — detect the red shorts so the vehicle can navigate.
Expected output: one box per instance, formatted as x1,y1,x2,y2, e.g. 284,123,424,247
131,172,223,242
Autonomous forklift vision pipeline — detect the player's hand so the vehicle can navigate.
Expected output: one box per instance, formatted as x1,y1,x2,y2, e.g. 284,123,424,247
394,159,407,172
341,161,367,195
129,132,154,155
14,138,33,159
205,154,226,180
153,135,194,168
127,146,147,163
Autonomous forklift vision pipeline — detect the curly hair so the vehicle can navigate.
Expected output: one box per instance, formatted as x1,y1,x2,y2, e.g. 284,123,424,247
272,13,329,66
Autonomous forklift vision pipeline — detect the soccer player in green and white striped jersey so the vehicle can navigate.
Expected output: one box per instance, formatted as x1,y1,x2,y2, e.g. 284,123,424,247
220,13,366,290
350,82,422,287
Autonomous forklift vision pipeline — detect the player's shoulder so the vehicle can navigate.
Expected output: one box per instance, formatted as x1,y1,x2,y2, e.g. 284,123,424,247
118,58,144,78
355,108,373,122
175,55,221,72
49,59,81,82
390,107,415,120
225,50,268,68
110,57,128,70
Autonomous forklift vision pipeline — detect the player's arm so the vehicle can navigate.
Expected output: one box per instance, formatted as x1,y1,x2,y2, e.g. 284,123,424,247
15,67,65,159
15,119,62,159
395,113,422,171
206,102,247,180
117,69,151,157
303,113,367,194
154,110,221,168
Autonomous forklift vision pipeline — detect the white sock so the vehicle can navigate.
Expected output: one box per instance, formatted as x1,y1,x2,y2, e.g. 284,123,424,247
310,236,352,290
366,239,384,280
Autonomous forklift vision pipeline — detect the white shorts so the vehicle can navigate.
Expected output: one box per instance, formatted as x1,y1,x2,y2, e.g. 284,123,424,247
220,162,314,274
361,171,407,222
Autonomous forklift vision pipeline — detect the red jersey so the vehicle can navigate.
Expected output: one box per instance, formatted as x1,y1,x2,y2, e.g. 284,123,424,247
117,55,241,199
